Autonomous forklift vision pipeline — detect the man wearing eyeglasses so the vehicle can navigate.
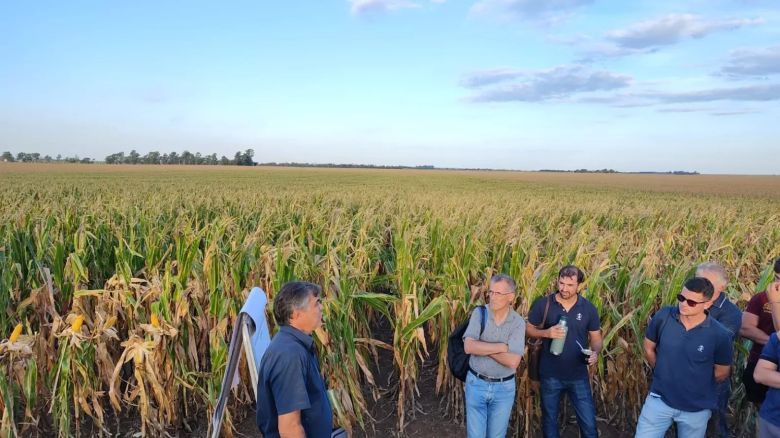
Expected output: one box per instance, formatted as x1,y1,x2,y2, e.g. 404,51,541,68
635,277,733,438
526,265,602,438
694,262,742,438
463,273,526,438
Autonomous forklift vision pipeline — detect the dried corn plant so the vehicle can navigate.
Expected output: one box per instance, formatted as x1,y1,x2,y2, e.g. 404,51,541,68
0,164,778,436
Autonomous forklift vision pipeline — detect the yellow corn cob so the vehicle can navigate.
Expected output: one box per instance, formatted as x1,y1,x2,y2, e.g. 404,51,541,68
151,314,160,327
71,315,85,332
9,323,22,342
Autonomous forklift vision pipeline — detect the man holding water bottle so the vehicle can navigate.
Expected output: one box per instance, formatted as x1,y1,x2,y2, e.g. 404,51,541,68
527,265,603,438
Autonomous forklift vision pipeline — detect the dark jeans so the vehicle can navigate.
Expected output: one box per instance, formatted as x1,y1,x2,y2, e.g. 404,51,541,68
540,377,598,438
708,379,730,438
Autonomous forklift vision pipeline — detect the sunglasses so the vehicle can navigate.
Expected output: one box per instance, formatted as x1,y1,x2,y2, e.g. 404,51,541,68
676,294,707,307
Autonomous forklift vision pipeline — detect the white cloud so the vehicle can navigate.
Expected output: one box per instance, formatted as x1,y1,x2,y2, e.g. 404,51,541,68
576,83,780,107
470,0,593,24
721,44,780,77
349,0,421,16
465,65,631,102
606,14,763,49
460,68,526,88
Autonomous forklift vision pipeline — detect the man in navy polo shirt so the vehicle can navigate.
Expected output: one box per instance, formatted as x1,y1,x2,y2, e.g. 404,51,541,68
635,277,733,438
257,281,333,438
527,265,602,438
695,262,742,438
754,330,780,437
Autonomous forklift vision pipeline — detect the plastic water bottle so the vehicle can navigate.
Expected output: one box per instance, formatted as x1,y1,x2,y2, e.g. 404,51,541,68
549,316,568,356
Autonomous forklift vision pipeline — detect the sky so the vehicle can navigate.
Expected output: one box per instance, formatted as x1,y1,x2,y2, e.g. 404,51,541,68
1,1,779,174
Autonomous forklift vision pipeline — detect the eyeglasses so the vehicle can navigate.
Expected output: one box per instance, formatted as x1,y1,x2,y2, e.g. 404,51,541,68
488,289,514,297
676,294,707,307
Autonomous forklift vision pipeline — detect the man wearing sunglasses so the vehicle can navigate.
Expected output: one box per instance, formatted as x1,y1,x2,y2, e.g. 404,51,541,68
695,262,742,438
635,277,733,438
526,265,602,438
463,274,526,438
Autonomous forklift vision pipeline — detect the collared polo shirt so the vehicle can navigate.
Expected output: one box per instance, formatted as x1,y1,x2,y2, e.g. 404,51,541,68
256,325,333,438
645,306,733,412
528,293,600,380
745,291,776,364
706,292,742,341
759,333,780,427
463,306,526,378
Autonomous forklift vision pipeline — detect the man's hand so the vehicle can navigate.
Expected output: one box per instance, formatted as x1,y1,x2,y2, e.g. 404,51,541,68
548,324,566,339
588,350,598,366
768,281,780,303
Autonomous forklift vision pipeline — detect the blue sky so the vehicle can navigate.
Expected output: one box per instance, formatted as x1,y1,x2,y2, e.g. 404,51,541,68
1,1,779,173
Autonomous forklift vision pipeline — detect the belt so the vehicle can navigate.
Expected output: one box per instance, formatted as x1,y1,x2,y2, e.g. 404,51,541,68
468,368,515,383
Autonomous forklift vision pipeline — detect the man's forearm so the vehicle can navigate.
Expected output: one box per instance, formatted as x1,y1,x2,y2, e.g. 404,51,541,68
526,324,549,339
714,365,731,382
755,367,780,389
590,338,603,354
465,339,508,356
488,352,521,370
644,348,656,368
740,326,770,345
279,423,306,438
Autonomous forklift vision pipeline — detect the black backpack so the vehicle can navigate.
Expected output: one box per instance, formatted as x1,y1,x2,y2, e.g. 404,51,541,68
447,305,487,382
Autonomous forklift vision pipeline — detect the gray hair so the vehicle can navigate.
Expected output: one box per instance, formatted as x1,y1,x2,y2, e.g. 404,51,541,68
273,281,321,325
490,273,516,292
695,262,729,286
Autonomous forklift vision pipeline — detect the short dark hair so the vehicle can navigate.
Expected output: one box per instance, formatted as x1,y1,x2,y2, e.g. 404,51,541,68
684,277,715,300
490,273,516,291
774,258,780,274
558,265,585,284
273,281,321,326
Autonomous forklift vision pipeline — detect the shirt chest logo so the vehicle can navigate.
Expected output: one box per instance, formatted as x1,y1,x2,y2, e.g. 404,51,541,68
697,345,704,353
576,313,582,321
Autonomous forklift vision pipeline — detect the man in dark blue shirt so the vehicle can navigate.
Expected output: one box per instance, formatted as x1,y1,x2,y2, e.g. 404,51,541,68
754,331,780,437
695,262,742,438
635,277,733,438
257,281,333,438
527,265,602,438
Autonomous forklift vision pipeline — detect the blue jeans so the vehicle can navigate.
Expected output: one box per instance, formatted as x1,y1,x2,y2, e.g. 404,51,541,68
540,377,598,438
465,371,516,438
635,394,711,438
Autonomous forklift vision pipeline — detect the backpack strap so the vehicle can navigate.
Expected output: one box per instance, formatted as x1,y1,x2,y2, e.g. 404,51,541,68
478,305,487,339
541,295,552,328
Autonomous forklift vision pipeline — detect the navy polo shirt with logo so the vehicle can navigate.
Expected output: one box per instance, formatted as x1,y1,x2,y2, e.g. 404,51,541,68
256,325,333,438
759,333,780,427
528,293,600,380
646,306,733,412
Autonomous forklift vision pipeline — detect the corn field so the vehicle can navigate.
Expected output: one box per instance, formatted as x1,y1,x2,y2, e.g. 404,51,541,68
0,163,778,437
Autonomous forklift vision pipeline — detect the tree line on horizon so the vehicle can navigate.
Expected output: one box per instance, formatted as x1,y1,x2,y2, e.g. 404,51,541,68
105,149,255,165
1,149,256,166
2,151,94,164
